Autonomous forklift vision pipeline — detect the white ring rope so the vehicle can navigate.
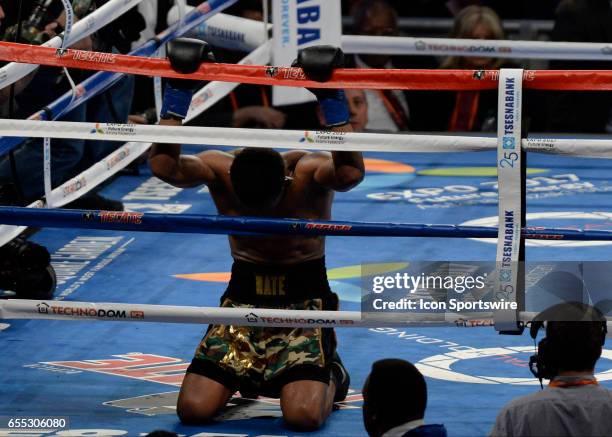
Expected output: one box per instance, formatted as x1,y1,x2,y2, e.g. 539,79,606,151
185,14,612,61
342,35,612,61
1,299,610,330
0,0,144,90
167,9,271,53
1,119,611,157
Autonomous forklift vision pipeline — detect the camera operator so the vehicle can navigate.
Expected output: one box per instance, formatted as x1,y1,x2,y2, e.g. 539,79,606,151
490,302,612,437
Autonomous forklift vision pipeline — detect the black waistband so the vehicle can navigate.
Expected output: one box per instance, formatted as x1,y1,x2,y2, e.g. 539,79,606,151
224,257,332,303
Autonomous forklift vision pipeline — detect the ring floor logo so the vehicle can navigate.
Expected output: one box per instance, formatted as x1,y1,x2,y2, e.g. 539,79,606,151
175,262,410,303
416,346,612,385
367,172,612,209
352,158,416,192
462,211,612,247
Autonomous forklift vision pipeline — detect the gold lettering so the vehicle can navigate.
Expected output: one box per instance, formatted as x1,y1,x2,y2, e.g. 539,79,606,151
254,275,288,296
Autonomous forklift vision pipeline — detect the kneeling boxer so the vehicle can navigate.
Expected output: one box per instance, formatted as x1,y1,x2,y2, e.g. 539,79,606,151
149,39,364,430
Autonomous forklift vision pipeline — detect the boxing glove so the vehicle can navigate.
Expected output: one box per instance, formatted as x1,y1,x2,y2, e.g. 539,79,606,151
160,38,215,120
295,46,349,127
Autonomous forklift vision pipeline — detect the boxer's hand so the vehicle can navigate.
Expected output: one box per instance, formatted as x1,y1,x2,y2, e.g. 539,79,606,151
160,38,215,120
295,45,349,127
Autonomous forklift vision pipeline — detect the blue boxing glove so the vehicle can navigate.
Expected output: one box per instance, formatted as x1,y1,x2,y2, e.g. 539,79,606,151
295,45,349,127
160,38,215,120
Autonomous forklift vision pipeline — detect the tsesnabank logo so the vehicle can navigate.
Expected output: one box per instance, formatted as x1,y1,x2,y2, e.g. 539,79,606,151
462,211,612,247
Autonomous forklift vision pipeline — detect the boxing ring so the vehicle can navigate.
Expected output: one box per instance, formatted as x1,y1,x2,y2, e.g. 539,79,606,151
1,1,612,436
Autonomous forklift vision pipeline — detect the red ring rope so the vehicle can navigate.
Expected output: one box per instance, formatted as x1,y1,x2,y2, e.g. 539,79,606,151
0,41,611,91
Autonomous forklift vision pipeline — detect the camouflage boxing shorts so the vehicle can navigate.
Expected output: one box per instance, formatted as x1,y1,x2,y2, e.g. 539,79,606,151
187,296,338,398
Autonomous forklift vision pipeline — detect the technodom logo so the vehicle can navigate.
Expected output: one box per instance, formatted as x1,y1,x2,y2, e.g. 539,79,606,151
462,211,612,247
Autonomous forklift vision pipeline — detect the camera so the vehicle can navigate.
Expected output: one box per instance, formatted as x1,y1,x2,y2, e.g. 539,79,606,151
0,236,56,299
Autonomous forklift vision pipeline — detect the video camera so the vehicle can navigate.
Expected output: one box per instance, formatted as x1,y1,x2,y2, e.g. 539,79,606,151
0,236,56,299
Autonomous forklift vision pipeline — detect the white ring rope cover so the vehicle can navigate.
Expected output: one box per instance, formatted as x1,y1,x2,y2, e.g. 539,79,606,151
0,119,611,158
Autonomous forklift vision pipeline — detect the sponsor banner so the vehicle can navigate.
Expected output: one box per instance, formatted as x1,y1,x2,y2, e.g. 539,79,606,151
96,212,144,225
72,50,117,64
271,0,342,105
243,311,355,327
495,69,523,331
35,302,130,319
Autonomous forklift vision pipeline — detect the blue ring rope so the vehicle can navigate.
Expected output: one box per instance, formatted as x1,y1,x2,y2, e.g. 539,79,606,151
0,0,238,156
1,206,611,240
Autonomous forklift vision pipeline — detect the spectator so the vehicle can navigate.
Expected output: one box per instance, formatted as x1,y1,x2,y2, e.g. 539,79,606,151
362,358,447,437
0,1,93,205
351,0,407,132
318,89,369,131
0,1,144,209
350,0,439,132
437,6,512,132
345,88,369,132
224,0,264,21
441,6,506,70
545,0,612,133
490,302,612,437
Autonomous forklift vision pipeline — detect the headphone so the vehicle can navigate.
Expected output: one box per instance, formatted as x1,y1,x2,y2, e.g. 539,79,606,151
528,313,607,387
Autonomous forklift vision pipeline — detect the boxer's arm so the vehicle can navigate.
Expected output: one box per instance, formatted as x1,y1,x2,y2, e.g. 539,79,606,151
312,123,364,191
150,38,221,188
295,46,364,190
149,118,217,188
